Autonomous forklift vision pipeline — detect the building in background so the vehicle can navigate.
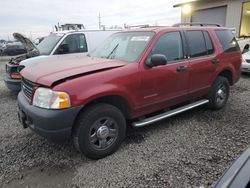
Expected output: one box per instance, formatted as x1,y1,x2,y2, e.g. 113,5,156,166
174,0,250,37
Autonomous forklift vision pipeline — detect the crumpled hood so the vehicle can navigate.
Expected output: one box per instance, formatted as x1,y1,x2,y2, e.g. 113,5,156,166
8,33,40,65
13,33,39,52
21,55,127,86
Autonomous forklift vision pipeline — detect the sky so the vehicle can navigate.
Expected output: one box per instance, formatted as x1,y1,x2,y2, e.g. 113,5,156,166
0,0,186,40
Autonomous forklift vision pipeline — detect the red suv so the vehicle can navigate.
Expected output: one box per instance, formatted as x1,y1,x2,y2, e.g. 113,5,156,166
18,24,242,159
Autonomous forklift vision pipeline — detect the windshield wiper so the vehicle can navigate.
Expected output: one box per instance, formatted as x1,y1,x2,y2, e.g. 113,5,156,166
106,44,119,59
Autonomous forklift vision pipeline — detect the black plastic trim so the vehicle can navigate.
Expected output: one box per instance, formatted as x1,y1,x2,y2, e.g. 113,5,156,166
17,92,83,142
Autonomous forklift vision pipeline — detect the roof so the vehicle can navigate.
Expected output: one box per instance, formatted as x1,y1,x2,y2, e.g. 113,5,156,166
61,23,84,26
52,29,122,35
52,25,226,36
173,0,200,7
122,26,170,33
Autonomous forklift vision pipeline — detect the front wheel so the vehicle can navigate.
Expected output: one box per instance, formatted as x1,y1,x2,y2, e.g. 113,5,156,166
72,103,126,159
206,76,230,110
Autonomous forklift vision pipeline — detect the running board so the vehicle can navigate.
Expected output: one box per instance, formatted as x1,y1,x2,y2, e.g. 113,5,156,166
132,99,209,127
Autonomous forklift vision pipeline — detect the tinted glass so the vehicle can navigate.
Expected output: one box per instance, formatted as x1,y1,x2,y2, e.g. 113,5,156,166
215,30,240,52
203,31,214,55
152,32,184,62
89,32,154,62
186,31,207,58
61,34,88,53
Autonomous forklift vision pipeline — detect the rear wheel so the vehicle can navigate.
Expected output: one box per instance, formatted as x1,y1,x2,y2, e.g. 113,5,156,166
72,103,126,159
206,76,230,110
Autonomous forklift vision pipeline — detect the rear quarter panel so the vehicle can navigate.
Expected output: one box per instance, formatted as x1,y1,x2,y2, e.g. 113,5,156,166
210,29,242,85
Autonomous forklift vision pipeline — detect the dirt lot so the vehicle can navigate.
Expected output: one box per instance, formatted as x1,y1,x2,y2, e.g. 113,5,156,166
0,57,249,188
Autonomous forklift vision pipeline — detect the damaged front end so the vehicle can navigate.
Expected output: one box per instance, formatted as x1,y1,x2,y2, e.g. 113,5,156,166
8,33,40,65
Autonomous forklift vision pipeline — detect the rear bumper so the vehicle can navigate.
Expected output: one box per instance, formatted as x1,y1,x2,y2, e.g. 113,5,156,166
4,73,21,92
17,92,82,142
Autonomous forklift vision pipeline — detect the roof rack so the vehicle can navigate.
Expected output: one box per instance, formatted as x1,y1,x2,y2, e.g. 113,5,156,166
124,24,150,29
173,22,221,27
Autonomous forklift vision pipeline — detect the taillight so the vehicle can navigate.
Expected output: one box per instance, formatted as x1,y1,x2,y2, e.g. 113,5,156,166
10,72,22,80
17,65,25,72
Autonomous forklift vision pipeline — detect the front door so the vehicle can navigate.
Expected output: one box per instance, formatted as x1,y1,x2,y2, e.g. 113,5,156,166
54,33,88,57
138,31,189,113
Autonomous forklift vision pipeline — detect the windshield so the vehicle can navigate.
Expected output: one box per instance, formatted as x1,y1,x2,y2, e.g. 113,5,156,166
89,31,154,62
37,33,64,55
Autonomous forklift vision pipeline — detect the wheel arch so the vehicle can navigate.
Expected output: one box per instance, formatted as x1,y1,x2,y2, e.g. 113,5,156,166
86,95,131,118
216,69,233,85
73,95,132,126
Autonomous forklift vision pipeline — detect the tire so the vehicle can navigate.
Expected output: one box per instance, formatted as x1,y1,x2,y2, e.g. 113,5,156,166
206,76,230,110
72,103,126,159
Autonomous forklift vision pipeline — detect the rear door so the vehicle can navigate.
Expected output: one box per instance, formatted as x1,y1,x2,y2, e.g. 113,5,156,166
139,31,189,110
185,30,217,98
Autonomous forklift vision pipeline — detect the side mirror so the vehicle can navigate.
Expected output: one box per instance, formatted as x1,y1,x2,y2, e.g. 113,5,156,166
242,45,249,54
58,44,69,54
146,54,167,68
242,49,249,54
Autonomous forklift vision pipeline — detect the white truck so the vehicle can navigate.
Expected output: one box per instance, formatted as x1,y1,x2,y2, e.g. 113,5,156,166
4,30,120,91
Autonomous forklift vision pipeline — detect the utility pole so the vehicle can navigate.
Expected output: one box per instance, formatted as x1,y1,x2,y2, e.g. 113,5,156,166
98,12,101,29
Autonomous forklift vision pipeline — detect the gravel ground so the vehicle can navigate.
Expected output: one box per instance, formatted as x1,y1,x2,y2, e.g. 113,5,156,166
0,57,249,188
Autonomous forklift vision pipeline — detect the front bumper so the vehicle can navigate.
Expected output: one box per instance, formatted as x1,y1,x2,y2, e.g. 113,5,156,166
17,92,82,142
4,73,21,92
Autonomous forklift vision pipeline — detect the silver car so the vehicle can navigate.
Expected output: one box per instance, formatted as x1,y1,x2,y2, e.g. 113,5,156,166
242,50,250,73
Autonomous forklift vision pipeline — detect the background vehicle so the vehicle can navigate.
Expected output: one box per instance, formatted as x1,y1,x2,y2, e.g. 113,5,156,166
0,40,6,56
214,147,250,188
3,42,27,56
242,51,250,74
18,24,242,159
237,37,250,53
4,30,120,91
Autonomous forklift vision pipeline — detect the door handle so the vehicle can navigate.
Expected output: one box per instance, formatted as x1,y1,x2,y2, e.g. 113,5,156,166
176,65,188,72
212,59,220,65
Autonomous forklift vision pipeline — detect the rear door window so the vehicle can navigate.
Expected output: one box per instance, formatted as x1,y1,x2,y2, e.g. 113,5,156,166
186,31,207,58
215,30,240,52
203,31,214,55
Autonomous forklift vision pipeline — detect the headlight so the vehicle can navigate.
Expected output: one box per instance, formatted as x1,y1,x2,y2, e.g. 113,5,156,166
32,88,71,109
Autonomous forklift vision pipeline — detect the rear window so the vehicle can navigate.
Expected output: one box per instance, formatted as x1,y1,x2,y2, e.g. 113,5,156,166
215,30,240,52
